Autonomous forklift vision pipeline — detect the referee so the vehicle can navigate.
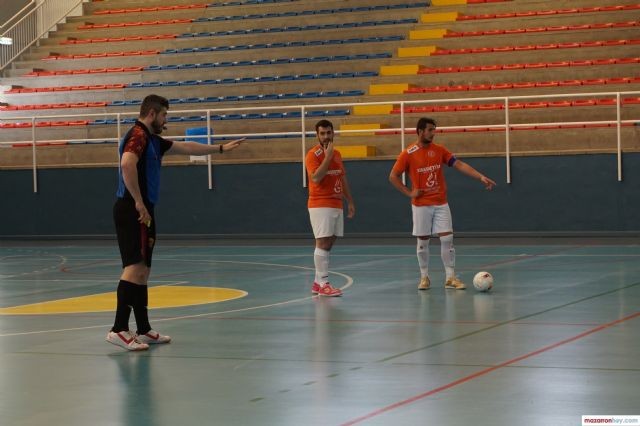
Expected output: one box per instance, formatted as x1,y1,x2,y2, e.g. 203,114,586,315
106,94,245,351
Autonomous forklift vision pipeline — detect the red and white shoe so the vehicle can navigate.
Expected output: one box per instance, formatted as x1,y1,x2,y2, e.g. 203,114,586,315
106,330,149,351
136,329,171,345
316,283,343,297
311,281,322,294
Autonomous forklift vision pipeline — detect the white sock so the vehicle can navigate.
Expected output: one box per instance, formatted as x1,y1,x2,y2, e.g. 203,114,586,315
314,248,330,285
440,234,455,279
416,238,430,278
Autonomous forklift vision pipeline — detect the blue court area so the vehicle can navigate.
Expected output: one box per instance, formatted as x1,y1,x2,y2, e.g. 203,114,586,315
0,239,638,425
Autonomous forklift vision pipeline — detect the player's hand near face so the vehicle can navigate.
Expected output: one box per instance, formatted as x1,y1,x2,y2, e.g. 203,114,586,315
323,140,334,158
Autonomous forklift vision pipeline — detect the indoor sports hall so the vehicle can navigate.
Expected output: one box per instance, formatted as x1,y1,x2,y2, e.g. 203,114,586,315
1,0,639,425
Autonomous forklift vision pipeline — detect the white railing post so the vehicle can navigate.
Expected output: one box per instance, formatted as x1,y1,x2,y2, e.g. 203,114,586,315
301,106,307,188
31,117,37,193
207,110,213,189
504,97,511,184
616,92,622,181
400,101,406,186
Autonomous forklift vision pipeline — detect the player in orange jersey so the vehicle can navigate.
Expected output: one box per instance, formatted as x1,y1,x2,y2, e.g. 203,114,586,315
305,119,355,296
389,117,495,291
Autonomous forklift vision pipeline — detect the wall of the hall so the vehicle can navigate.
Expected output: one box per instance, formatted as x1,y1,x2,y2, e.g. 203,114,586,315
1,154,639,238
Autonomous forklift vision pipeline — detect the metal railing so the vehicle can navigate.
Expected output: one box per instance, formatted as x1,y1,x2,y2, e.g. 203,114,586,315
0,91,638,192
1,0,86,72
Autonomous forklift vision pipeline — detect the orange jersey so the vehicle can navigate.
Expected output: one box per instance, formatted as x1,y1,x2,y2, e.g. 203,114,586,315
391,142,457,206
305,144,346,209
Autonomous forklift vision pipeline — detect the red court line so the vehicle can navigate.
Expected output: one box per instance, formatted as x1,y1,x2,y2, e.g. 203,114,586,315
341,310,640,426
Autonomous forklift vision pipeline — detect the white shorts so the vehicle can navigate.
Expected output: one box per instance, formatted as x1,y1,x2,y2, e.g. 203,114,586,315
309,207,344,238
412,203,453,236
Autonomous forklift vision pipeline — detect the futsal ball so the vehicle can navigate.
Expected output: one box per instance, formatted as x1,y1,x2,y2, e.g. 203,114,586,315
473,271,493,292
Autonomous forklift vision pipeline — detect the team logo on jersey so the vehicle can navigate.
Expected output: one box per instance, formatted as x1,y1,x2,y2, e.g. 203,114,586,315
428,150,436,157
407,145,419,154
334,179,342,194
314,148,323,156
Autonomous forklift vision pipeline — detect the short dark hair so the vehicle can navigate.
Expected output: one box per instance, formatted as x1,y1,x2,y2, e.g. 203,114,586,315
315,119,334,132
140,94,169,118
416,117,437,134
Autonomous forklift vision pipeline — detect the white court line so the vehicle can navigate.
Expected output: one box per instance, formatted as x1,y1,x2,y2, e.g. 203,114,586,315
0,261,353,338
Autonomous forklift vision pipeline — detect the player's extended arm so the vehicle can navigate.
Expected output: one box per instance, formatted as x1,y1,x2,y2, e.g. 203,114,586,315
453,160,496,190
167,138,246,155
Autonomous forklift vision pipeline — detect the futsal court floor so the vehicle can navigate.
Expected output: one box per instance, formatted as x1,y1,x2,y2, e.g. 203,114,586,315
0,238,638,426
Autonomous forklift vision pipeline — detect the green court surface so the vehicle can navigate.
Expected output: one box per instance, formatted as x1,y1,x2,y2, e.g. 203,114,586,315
0,239,638,426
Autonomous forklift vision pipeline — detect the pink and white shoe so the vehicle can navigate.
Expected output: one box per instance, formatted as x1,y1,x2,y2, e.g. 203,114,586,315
316,283,343,297
106,330,149,351
311,281,322,294
136,329,171,345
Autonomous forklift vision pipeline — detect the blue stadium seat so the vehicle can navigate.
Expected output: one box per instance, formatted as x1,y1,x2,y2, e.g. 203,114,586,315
222,114,242,120
242,113,262,119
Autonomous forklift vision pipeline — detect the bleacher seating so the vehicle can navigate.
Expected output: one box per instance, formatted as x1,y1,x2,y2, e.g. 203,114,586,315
0,0,639,168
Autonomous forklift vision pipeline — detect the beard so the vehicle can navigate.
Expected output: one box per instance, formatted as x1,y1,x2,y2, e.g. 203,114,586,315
151,119,164,135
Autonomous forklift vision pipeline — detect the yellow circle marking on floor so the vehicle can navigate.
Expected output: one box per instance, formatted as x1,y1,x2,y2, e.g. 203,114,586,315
0,286,247,315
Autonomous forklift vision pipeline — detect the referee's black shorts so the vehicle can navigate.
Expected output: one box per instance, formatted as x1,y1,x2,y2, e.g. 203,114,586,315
113,197,156,268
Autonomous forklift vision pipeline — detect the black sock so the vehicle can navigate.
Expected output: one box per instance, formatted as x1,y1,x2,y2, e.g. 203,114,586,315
111,280,135,332
132,284,151,335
